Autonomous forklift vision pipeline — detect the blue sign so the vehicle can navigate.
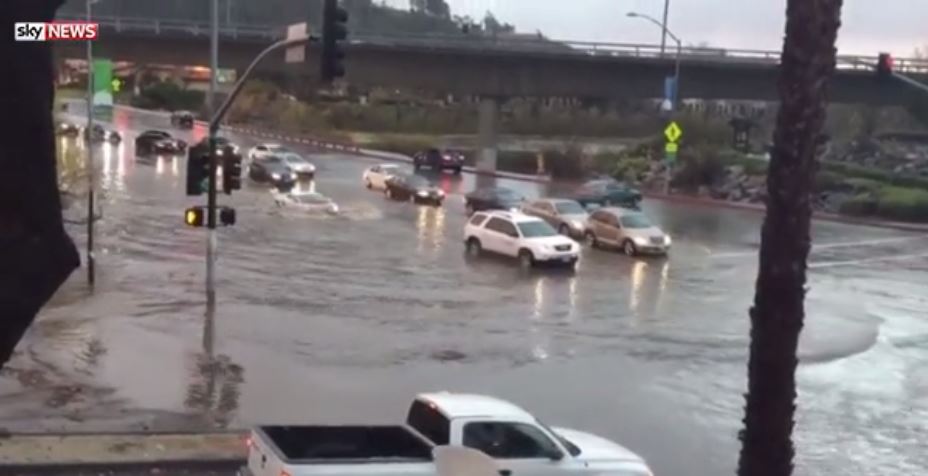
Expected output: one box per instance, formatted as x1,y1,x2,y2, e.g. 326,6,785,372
664,76,677,104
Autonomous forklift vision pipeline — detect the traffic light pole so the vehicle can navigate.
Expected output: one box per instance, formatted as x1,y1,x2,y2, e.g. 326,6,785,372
206,0,220,309
203,33,315,308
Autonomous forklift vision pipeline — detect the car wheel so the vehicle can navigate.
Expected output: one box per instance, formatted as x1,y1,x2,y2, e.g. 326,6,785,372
584,231,599,248
454,167,462,175
518,250,535,270
465,203,475,216
558,224,570,236
623,240,638,257
365,179,372,189
466,237,482,257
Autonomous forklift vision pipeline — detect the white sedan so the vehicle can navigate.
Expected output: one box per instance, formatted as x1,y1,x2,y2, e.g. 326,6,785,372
362,163,404,190
248,143,290,161
272,190,339,215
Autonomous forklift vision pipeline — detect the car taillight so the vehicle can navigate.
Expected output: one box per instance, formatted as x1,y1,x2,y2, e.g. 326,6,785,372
280,471,292,476
245,437,252,448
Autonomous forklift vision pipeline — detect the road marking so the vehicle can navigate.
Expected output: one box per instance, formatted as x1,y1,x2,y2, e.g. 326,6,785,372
711,235,928,259
810,251,928,269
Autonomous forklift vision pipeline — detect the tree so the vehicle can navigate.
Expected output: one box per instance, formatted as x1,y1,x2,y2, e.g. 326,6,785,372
737,1,844,475
424,0,450,18
1,0,80,371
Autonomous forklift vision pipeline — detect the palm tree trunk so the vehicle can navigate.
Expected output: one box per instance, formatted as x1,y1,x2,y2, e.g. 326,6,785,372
737,1,844,475
0,0,80,370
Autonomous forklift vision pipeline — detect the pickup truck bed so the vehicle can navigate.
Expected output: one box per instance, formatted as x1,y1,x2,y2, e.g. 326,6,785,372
260,426,433,462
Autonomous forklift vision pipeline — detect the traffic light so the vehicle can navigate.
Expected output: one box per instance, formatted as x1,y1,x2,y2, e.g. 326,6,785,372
184,206,207,227
185,148,211,196
321,0,348,82
219,207,237,226
222,155,242,194
877,52,894,80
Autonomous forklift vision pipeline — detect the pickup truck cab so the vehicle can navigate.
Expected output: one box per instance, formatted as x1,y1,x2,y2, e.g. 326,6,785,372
243,392,653,476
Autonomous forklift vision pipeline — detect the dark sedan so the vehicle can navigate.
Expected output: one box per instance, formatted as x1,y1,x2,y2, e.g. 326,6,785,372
384,173,445,205
56,121,81,136
569,179,642,208
464,187,525,215
192,136,240,158
249,156,297,187
85,124,121,144
135,130,187,155
413,148,464,174
170,110,195,129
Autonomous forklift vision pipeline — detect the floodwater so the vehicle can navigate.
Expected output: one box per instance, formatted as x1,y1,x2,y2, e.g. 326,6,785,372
3,105,927,476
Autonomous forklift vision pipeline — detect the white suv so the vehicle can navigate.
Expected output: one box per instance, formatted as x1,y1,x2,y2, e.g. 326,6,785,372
464,211,580,269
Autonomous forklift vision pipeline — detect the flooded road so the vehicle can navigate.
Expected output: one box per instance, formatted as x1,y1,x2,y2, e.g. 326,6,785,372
3,105,928,475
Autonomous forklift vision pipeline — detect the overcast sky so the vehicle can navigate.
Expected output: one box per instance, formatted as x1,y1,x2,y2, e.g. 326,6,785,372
384,0,926,56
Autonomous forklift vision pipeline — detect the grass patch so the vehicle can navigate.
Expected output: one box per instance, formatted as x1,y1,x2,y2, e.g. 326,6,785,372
840,185,928,223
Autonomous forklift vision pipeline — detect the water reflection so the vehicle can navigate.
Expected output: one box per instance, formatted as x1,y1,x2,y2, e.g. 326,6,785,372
184,305,243,428
531,276,549,361
156,156,165,176
628,259,671,322
416,205,447,256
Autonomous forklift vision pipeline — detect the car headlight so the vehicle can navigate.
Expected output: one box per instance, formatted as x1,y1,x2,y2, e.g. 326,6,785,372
437,189,445,196
417,190,429,197
633,236,648,245
330,204,339,213
271,173,281,180
570,220,584,230
217,149,225,156
665,235,672,245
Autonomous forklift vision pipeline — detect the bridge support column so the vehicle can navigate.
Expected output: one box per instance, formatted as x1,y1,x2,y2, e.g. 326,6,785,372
476,97,499,173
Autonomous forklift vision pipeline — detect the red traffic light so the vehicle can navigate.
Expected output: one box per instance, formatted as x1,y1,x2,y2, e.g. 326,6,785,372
877,52,894,78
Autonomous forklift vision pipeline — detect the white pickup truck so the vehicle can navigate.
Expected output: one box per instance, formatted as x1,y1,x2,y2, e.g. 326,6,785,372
241,392,653,476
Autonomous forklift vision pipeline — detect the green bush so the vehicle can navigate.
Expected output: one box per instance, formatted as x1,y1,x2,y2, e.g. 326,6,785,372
814,170,846,193
822,161,928,190
840,185,928,222
130,81,203,112
612,157,651,183
671,146,727,191
364,136,435,157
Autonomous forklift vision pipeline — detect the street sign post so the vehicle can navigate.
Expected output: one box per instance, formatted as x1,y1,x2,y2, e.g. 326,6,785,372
285,22,308,64
662,120,684,193
92,59,113,107
664,121,683,143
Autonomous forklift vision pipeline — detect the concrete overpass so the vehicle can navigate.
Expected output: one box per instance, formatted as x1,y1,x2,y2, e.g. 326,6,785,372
54,15,928,171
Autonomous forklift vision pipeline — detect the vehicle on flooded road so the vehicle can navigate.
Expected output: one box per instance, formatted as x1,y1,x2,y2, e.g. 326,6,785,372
272,190,339,215
413,148,464,174
85,124,121,144
584,207,671,256
520,198,589,238
363,163,404,190
568,179,642,209
249,156,297,188
134,130,187,156
384,173,445,206
464,187,525,216
170,110,195,129
248,143,291,162
56,120,81,136
464,211,579,269
242,392,652,476
278,152,316,179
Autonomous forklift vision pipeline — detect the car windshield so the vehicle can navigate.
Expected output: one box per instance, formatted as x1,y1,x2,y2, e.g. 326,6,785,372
265,156,283,164
536,420,581,457
269,145,288,153
517,221,557,238
620,214,652,229
555,201,585,214
283,154,306,164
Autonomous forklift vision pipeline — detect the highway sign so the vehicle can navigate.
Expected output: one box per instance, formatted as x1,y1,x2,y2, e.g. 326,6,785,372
285,22,308,64
111,78,122,93
92,59,113,107
665,142,679,154
664,121,683,143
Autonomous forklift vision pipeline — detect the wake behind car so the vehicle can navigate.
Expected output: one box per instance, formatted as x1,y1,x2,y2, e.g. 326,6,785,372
249,155,297,187
170,110,195,129
384,173,445,205
272,190,339,215
464,187,524,216
584,207,671,256
242,392,653,476
465,211,579,269
569,179,642,208
135,130,187,155
413,148,464,174
521,198,589,238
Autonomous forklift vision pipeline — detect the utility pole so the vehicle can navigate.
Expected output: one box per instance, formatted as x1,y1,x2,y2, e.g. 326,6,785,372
85,0,96,286
660,0,670,57
206,0,220,309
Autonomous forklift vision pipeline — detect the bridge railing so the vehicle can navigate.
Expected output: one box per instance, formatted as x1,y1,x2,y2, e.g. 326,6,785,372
61,15,928,74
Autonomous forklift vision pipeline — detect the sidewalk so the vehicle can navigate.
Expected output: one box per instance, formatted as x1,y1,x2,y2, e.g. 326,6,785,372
0,432,247,471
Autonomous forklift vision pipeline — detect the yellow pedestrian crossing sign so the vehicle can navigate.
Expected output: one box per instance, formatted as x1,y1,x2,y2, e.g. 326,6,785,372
664,121,683,143
665,142,679,154
111,78,123,93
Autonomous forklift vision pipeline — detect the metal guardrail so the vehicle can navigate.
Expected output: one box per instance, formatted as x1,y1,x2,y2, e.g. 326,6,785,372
62,15,928,73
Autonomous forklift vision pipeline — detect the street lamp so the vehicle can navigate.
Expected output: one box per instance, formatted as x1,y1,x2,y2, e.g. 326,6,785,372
85,0,100,286
628,11,683,194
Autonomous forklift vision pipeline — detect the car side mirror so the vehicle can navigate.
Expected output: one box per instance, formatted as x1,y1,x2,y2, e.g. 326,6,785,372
545,447,564,461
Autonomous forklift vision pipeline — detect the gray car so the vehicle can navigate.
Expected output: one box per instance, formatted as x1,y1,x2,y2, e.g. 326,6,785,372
520,198,589,238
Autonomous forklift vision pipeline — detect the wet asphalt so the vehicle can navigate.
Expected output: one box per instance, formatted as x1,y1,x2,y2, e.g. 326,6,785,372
2,105,927,476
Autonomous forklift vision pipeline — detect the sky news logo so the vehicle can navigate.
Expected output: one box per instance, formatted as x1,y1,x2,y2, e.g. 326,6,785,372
14,22,99,41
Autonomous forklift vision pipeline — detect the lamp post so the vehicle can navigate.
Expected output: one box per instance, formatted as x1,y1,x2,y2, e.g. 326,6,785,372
85,0,98,286
659,0,670,57
628,11,682,194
